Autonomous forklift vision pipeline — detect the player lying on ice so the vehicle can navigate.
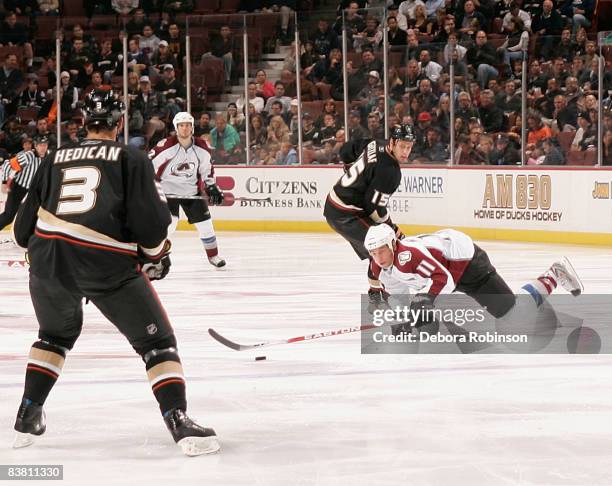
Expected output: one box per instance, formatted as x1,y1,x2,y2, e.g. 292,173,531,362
363,224,584,334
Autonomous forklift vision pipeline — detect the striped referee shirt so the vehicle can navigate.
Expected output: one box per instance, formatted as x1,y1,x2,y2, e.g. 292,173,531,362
1,150,43,190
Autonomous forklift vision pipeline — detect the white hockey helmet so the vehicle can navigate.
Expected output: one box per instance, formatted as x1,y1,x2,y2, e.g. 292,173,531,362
364,224,396,252
173,111,194,131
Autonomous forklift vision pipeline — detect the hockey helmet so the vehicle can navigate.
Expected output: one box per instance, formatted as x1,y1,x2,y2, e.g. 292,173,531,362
364,224,396,252
84,89,125,129
389,124,416,142
173,111,195,131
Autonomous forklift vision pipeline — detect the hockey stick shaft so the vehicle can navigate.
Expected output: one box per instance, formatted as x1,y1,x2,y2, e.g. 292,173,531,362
208,324,378,351
165,194,272,202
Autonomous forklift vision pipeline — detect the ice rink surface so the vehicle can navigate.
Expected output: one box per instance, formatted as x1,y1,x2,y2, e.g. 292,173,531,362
1,232,612,486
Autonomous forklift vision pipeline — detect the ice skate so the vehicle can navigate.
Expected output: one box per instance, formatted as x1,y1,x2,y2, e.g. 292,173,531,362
163,408,220,456
13,398,46,448
550,257,584,296
208,255,226,268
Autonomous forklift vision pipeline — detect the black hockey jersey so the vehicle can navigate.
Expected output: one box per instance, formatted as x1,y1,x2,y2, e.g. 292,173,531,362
13,139,171,280
327,139,401,223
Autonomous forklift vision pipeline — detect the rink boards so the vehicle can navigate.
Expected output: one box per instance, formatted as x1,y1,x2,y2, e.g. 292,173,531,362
1,165,611,246
180,165,612,246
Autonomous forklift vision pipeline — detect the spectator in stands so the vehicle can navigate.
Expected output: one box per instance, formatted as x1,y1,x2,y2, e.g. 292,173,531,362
354,15,383,52
490,134,521,164
415,78,438,112
126,8,148,36
399,0,426,21
357,70,382,101
18,77,45,109
456,91,479,122
96,39,121,84
266,115,290,147
59,71,78,117
156,65,185,115
237,82,264,115
266,101,286,126
413,126,449,162
0,11,33,68
37,0,59,14
226,102,245,133
263,81,291,115
316,99,341,130
357,48,383,78
139,24,161,61
33,116,56,148
532,0,563,59
434,93,451,140
151,40,177,75
292,112,318,147
418,50,442,83
367,112,384,139
551,94,578,132
478,89,504,133
443,31,467,66
344,110,368,140
249,113,268,148
457,0,487,40
165,23,184,62
127,37,149,74
162,0,194,14
134,75,166,144
313,138,337,164
496,80,521,114
467,31,499,88
254,69,275,100
432,13,454,45
476,134,494,164
387,15,408,50
540,138,566,164
0,116,25,154
402,59,423,94
454,133,481,164
583,40,599,67
527,112,553,146
210,25,235,85
275,141,298,165
318,112,340,142
337,2,366,42
112,0,138,15
194,112,212,138
556,29,575,62
312,19,339,58
408,4,434,34
499,16,529,73
210,113,242,164
0,53,23,110
84,70,108,95
71,24,98,59
405,28,423,61
571,111,596,150
560,0,594,37
603,130,612,165
502,1,531,32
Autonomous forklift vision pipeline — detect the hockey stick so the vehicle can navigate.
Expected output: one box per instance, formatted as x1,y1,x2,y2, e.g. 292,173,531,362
208,324,378,351
166,193,274,203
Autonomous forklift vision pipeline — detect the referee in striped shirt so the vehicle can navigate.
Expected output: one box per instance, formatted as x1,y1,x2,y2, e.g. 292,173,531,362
0,135,48,231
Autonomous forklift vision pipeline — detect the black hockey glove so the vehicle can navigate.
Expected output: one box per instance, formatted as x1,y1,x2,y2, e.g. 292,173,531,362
140,240,172,281
206,184,224,206
409,293,436,328
367,287,391,315
387,221,404,241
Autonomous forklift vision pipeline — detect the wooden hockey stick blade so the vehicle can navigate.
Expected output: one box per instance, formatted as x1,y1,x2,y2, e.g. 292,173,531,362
208,324,378,352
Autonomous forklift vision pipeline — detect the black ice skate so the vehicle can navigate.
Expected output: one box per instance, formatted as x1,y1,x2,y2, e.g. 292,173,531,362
163,408,220,456
13,398,46,448
208,256,226,268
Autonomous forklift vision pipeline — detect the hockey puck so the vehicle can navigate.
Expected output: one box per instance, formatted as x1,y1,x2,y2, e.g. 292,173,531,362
255,356,266,361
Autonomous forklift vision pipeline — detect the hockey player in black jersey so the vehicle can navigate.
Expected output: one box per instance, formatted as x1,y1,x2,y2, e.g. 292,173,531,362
11,89,220,456
324,125,415,309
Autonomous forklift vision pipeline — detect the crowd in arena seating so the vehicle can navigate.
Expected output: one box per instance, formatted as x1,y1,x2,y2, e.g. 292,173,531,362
0,0,609,165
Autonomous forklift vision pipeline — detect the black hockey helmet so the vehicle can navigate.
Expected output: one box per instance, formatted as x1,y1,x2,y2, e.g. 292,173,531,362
33,134,49,145
84,89,125,129
389,124,416,142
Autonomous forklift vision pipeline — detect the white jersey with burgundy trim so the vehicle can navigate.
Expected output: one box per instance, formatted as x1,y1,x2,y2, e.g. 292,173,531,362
371,229,476,297
148,136,215,197
328,138,401,224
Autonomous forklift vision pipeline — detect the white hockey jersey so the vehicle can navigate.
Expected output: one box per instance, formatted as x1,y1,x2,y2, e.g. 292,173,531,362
371,229,475,297
148,136,215,197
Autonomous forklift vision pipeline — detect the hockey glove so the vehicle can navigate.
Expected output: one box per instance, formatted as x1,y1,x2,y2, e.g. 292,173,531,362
409,293,436,328
367,287,391,315
206,184,224,206
387,221,404,241
140,240,172,281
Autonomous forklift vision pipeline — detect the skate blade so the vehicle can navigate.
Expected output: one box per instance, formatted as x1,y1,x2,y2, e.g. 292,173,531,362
13,432,35,449
209,261,227,270
562,256,584,296
177,436,220,456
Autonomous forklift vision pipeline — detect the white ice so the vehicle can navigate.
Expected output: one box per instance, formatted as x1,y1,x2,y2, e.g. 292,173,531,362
1,232,612,486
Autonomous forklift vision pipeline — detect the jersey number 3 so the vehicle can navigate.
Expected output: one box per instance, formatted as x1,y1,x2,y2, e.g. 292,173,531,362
56,167,101,215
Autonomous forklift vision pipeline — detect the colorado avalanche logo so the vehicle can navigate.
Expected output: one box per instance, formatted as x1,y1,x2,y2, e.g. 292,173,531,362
171,161,196,177
398,251,412,265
